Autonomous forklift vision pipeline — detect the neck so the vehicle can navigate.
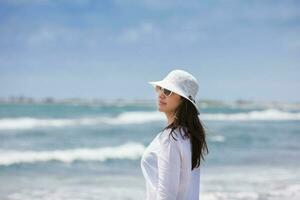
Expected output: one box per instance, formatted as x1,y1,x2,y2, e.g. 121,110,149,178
165,111,175,126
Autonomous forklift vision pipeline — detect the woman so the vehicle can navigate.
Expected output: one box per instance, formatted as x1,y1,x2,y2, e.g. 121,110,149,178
141,69,209,200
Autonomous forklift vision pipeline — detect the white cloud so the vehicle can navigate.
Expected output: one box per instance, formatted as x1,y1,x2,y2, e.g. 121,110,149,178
118,22,160,43
0,0,92,6
25,25,114,49
117,19,209,45
0,0,49,5
27,27,59,45
170,29,205,43
113,0,190,9
26,26,77,46
238,3,300,22
286,39,300,51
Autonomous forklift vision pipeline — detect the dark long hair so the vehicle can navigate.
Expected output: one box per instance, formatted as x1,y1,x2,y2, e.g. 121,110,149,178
162,96,209,170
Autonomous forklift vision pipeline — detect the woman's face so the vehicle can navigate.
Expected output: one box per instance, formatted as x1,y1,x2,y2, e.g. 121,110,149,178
155,85,182,114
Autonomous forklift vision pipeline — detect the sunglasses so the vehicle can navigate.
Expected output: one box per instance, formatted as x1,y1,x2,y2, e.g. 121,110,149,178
155,85,173,97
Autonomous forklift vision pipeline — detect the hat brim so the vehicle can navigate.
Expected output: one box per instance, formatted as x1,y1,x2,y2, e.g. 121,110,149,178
148,80,200,115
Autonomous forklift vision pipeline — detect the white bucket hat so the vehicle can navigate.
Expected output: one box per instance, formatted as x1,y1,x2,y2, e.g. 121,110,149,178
148,69,200,115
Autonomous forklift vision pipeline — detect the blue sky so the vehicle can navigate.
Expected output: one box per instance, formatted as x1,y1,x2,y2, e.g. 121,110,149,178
0,0,299,102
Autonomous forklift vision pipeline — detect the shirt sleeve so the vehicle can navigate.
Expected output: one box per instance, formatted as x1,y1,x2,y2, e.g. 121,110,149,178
156,131,182,200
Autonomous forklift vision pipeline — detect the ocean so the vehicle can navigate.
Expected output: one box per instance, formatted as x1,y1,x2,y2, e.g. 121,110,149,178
0,101,299,200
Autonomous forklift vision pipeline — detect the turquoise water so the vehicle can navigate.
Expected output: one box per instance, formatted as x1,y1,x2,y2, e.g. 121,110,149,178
0,102,299,200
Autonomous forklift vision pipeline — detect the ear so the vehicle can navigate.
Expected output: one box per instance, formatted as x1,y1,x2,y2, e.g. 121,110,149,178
179,96,184,104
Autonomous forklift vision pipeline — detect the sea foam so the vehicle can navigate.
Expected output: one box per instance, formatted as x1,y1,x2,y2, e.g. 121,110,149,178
0,109,299,130
0,142,146,166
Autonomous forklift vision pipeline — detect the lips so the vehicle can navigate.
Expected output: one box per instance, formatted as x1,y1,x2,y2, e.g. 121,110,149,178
159,101,166,105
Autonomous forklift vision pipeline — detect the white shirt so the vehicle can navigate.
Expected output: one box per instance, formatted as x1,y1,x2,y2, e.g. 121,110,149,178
141,127,201,200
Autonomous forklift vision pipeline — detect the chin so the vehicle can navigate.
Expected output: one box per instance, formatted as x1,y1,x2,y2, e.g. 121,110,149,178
157,106,165,112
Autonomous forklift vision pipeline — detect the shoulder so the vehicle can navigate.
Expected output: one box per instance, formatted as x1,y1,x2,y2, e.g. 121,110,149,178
158,127,188,146
157,128,186,160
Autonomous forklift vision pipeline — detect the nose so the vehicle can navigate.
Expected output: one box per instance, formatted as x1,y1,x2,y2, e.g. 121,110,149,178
157,90,165,99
